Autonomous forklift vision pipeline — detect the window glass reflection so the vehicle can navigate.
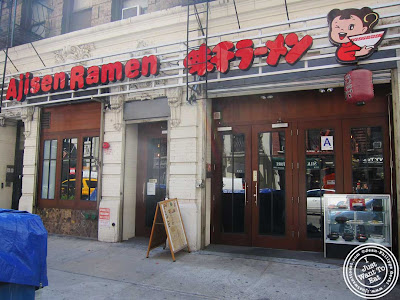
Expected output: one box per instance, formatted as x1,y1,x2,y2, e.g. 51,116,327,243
61,138,77,200
221,134,245,233
351,127,384,193
81,137,99,201
145,138,168,227
258,132,285,235
305,129,335,239
41,139,57,199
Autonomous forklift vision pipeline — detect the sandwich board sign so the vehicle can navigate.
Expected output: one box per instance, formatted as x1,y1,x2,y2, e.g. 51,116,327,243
146,198,190,261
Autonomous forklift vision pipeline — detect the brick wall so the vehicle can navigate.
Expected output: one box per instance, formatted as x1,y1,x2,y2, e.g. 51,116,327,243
148,0,185,13
91,0,112,27
48,0,64,37
0,0,192,43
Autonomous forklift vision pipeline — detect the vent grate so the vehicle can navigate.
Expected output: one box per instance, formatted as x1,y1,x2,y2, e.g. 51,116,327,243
41,112,51,129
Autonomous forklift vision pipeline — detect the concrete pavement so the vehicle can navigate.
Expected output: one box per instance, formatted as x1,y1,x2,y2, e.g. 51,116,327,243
35,235,400,300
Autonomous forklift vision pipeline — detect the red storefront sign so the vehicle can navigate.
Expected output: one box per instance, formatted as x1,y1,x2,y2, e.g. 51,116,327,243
184,33,313,76
6,55,160,102
6,33,314,101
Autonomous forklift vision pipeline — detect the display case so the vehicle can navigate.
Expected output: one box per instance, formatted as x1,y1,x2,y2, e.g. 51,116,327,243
324,194,391,258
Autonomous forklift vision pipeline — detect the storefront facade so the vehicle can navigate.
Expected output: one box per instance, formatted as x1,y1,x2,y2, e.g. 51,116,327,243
0,0,399,256
212,86,391,252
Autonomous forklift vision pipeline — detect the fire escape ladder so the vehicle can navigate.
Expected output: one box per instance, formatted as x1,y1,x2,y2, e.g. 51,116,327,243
186,0,209,104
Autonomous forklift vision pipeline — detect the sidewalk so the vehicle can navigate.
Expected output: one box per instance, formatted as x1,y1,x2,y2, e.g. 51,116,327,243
36,235,400,300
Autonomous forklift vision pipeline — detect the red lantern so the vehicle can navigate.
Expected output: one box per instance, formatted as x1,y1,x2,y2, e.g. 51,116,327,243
344,69,374,104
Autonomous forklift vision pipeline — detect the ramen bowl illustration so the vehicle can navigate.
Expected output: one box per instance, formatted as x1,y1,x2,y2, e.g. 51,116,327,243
349,31,385,48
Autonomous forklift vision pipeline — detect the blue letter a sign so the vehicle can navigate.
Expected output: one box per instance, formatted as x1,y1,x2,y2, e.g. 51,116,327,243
321,136,334,151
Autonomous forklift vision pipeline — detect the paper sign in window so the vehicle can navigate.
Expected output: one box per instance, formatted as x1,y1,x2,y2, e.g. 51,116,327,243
147,182,156,195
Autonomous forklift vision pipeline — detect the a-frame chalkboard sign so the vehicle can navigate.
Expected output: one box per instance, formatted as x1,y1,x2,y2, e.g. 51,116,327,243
146,198,190,261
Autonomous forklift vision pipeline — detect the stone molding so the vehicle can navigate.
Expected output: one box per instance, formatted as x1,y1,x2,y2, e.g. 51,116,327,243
21,107,35,138
109,94,125,131
167,87,183,127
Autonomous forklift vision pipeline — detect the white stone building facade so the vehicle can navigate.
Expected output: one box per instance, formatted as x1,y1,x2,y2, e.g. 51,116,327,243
0,0,399,257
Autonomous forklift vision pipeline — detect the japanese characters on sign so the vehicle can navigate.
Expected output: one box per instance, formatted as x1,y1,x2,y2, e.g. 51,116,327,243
327,7,385,64
344,69,374,104
183,33,313,76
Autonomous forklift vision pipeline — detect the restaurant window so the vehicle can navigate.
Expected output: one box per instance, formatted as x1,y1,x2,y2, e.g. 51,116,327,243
60,138,78,200
81,137,99,201
39,134,99,208
41,140,57,199
39,102,101,209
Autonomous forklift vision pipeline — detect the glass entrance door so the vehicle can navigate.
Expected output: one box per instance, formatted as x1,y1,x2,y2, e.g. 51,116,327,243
251,124,295,249
297,120,343,251
214,126,252,246
213,124,295,249
212,118,390,251
135,121,168,237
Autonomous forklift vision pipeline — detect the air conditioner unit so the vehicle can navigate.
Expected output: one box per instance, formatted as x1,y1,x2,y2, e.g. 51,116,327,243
122,5,142,19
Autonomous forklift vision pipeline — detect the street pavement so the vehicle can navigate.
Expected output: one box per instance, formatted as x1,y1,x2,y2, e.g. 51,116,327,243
35,235,400,300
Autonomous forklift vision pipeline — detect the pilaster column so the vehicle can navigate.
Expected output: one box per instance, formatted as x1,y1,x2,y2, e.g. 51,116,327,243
19,107,40,213
98,94,125,242
391,51,400,258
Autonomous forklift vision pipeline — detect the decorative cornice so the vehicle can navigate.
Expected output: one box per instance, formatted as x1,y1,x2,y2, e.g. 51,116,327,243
54,43,95,65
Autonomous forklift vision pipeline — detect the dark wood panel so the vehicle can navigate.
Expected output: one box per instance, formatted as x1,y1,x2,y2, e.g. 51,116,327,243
213,85,390,126
43,102,101,134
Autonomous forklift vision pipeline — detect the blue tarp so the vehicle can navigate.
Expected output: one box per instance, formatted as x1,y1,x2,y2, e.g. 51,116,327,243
0,209,48,287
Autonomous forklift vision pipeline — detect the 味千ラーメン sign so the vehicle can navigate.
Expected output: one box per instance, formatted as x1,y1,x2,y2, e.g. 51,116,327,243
184,33,313,76
6,55,160,102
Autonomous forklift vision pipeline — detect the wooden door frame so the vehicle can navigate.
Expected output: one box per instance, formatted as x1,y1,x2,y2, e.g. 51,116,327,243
250,123,296,250
212,125,252,246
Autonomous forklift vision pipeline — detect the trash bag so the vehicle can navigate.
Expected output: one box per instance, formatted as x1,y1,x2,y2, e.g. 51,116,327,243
0,209,48,287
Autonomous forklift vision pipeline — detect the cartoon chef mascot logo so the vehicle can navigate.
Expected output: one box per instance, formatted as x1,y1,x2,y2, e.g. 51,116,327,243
327,7,385,64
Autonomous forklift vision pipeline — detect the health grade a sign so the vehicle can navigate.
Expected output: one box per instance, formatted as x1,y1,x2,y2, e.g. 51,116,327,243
6,32,314,102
